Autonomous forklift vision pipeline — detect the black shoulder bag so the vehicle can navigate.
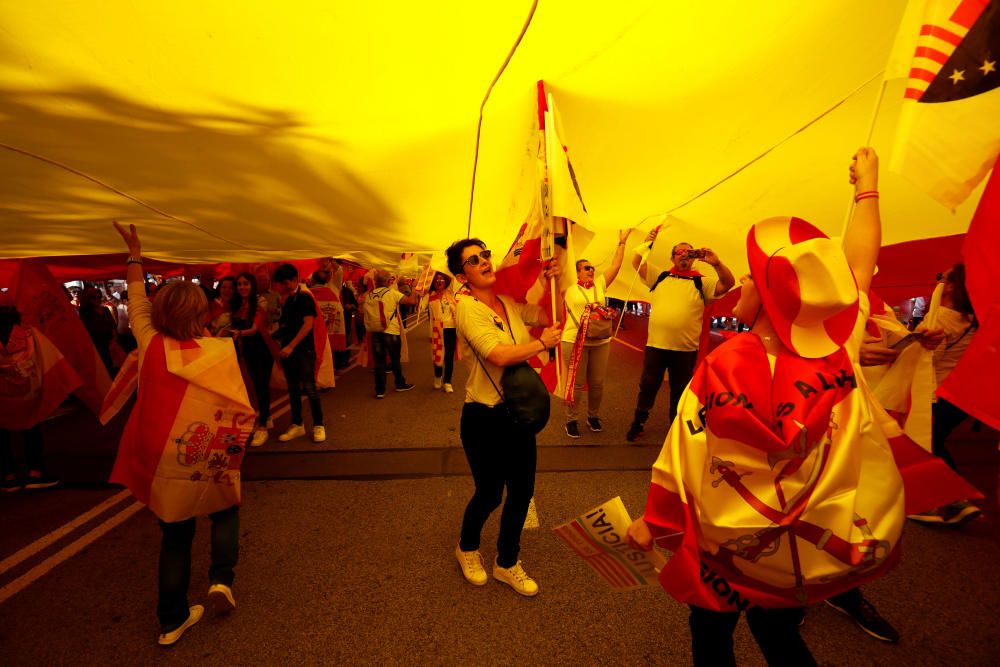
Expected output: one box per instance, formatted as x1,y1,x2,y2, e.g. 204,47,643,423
465,299,550,435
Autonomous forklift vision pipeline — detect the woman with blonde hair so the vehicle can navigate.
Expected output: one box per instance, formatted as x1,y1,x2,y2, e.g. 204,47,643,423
111,222,255,646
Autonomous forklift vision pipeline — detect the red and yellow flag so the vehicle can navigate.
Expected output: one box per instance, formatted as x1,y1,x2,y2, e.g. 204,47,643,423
0,325,82,430
110,335,255,522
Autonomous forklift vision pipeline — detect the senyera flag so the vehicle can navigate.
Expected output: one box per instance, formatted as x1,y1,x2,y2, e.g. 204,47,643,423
2,258,111,416
890,0,1000,209
0,323,82,431
110,335,256,522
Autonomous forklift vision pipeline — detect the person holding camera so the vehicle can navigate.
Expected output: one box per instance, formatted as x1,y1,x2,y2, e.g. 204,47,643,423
561,229,630,438
625,235,734,442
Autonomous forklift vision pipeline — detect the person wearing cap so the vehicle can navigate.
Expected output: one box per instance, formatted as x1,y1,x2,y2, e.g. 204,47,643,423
625,235,735,442
626,148,908,665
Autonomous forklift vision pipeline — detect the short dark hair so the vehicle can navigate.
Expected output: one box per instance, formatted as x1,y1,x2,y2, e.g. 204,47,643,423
446,238,487,276
273,263,298,283
946,263,975,318
671,242,692,256
576,258,590,271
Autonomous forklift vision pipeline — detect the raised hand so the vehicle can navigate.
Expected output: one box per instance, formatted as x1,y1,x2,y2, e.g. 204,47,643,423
113,221,141,255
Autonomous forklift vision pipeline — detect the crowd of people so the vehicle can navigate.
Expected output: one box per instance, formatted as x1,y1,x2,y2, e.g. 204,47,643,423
0,148,988,664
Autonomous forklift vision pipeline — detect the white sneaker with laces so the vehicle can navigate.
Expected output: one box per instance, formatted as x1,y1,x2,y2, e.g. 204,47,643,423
455,545,488,586
313,425,327,443
158,605,204,646
207,583,236,614
493,559,539,597
249,429,269,448
277,424,306,442
434,377,443,390
443,383,454,394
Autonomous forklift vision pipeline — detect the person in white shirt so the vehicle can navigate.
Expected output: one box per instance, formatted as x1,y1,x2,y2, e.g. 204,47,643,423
625,233,734,442
447,237,561,597
561,230,629,438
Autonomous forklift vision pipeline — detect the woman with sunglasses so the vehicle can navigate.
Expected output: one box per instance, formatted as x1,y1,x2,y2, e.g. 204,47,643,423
561,230,630,438
446,239,562,597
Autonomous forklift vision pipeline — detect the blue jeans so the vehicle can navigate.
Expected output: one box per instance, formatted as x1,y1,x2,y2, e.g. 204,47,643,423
157,505,239,632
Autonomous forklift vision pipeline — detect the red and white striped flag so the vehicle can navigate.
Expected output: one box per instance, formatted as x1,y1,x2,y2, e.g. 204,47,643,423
0,324,82,430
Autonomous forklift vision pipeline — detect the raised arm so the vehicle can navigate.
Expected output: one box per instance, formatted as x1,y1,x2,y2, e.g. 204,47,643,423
603,229,631,287
843,147,881,295
631,227,658,282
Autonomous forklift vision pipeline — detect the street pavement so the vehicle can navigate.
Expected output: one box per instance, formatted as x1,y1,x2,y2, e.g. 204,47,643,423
1,315,997,665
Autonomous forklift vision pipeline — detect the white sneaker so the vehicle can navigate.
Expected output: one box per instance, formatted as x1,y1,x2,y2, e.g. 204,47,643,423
493,559,539,597
455,545,488,586
443,383,454,394
313,425,326,443
207,583,236,614
158,605,204,646
434,377,443,390
277,424,306,442
249,429,268,448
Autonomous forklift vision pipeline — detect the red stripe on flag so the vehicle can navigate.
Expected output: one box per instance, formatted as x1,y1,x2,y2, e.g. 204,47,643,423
914,46,951,64
590,553,631,588
909,67,938,83
597,553,641,587
950,0,988,29
536,80,548,129
919,24,963,45
904,88,925,100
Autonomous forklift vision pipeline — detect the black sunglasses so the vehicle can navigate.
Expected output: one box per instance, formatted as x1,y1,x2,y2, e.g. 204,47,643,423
580,265,595,272
461,249,493,269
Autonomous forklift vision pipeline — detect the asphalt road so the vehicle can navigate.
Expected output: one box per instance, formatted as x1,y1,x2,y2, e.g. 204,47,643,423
1,315,997,665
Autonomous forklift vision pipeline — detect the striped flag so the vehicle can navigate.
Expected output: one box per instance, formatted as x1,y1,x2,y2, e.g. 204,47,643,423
553,497,665,591
99,349,139,424
110,334,255,522
890,0,1000,208
0,325,82,430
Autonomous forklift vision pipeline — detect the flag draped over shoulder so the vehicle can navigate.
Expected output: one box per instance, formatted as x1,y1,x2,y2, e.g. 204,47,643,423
298,286,335,389
310,285,347,352
890,0,1000,208
5,258,111,415
937,159,1000,429
0,325,82,430
110,335,255,522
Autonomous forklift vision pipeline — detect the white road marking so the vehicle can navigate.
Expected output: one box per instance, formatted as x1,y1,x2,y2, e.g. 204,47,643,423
524,497,539,529
0,501,144,605
0,489,132,576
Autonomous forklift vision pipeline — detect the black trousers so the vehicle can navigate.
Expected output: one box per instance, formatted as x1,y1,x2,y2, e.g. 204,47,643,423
689,605,815,667
158,505,239,632
371,332,406,393
0,426,45,477
634,347,698,425
280,348,323,427
932,398,968,472
434,327,457,383
242,336,273,427
458,402,536,568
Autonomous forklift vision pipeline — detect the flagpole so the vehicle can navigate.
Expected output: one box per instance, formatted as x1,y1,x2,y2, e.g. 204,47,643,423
613,222,662,339
840,77,889,239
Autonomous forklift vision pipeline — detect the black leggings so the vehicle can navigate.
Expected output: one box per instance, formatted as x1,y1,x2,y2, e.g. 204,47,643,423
0,426,45,476
688,604,815,667
932,398,968,472
242,336,273,426
434,327,457,383
458,402,536,568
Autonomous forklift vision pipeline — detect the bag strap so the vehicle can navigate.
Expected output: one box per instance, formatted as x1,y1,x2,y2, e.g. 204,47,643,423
650,271,706,302
462,297,517,404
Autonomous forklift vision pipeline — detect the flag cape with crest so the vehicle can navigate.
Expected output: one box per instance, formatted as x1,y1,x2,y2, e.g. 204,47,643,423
2,258,111,416
297,285,335,389
310,284,348,352
110,334,256,522
0,324,82,431
889,0,1000,208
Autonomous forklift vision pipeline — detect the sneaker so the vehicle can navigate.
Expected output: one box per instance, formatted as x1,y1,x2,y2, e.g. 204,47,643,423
1,476,23,493
493,559,539,597
24,472,60,490
907,507,946,524
434,377,443,390
455,545,488,586
277,424,306,442
158,605,204,646
207,584,236,614
249,429,269,448
565,421,581,438
375,392,385,399
825,595,899,643
587,416,603,432
396,382,415,392
312,425,326,443
443,383,454,394
625,422,644,443
941,500,983,526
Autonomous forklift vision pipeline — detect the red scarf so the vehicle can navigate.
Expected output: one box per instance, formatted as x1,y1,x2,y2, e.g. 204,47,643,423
577,279,594,289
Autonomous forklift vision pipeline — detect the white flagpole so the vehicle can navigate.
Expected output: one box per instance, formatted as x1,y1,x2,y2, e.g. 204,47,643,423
840,78,889,240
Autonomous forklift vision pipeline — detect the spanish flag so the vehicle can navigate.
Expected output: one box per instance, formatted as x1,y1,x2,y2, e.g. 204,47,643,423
0,324,82,431
110,334,255,522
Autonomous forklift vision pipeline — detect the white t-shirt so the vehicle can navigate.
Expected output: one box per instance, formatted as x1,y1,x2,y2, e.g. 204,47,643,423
369,287,405,336
642,261,718,352
562,275,610,346
456,295,545,406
